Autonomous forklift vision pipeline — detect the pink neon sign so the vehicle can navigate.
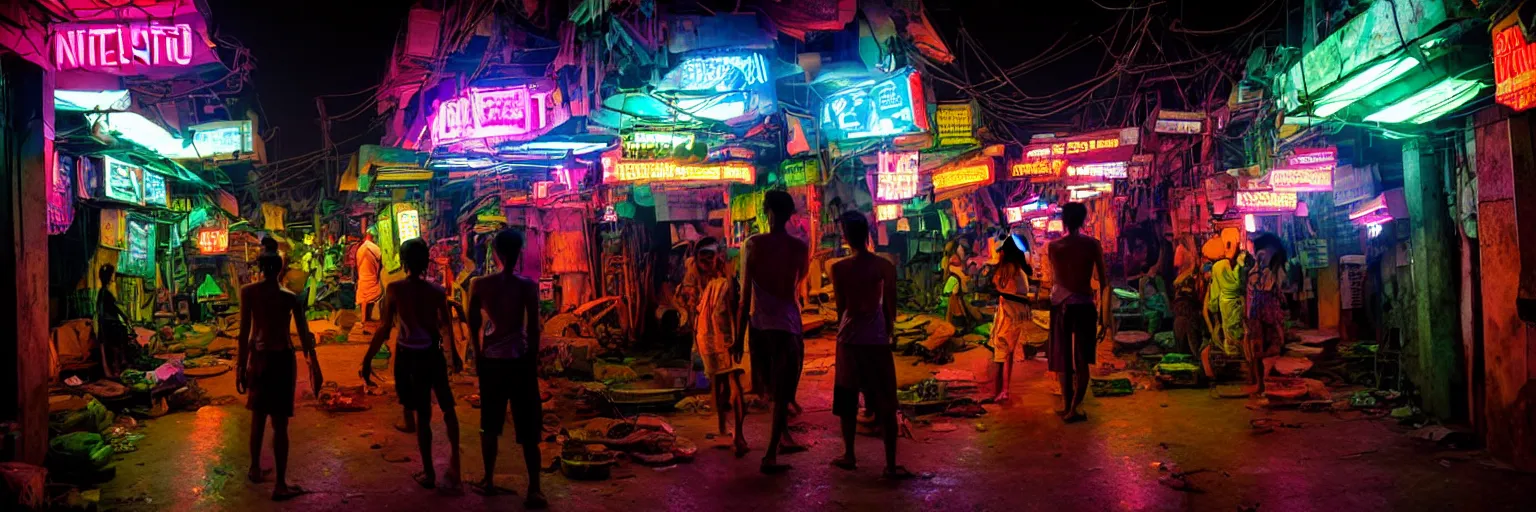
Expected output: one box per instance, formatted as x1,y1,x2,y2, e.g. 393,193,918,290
52,22,208,73
429,83,566,149
876,151,920,201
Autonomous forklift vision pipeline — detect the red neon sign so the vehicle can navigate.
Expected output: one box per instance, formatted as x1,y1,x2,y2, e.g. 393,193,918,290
1495,25,1536,112
196,227,228,254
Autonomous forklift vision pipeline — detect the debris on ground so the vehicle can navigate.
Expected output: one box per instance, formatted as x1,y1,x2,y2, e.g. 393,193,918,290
1408,426,1475,449
1090,374,1135,397
318,383,371,412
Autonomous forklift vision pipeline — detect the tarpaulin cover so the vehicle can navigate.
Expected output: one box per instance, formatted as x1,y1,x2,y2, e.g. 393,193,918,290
763,0,856,40
1278,0,1453,113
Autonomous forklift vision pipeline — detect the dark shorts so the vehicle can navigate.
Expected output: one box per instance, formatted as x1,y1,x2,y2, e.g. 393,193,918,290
749,328,804,402
479,356,542,445
832,343,898,419
1047,304,1098,374
246,350,297,417
395,346,454,412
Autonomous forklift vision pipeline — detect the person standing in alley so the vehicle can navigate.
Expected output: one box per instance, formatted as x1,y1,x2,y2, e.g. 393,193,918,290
356,226,384,325
689,237,750,456
735,190,810,474
828,211,913,479
362,238,464,493
1046,202,1108,423
466,229,546,508
1245,233,1289,396
986,235,1033,404
238,248,317,501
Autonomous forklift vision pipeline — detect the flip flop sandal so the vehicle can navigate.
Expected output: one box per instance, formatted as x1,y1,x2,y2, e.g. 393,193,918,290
272,484,310,501
1063,412,1089,423
395,422,417,434
413,471,436,489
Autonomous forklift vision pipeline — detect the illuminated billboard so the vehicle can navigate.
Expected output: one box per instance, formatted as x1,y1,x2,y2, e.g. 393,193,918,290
102,155,142,204
875,150,920,201
819,68,929,141
1269,147,1336,192
1233,189,1299,213
185,120,256,161
932,156,995,191
875,203,902,222
117,217,156,278
1496,24,1536,112
1010,158,1065,179
52,18,219,75
1066,161,1128,179
603,161,756,185
429,81,567,149
196,227,228,254
622,131,697,160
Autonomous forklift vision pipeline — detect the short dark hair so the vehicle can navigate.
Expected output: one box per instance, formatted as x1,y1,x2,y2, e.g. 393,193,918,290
1062,202,1088,231
764,190,796,224
695,236,719,254
261,236,279,254
493,229,524,267
840,211,870,250
99,264,115,283
257,252,284,280
401,238,429,275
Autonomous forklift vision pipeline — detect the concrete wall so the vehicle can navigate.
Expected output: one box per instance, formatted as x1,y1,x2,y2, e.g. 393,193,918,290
1401,140,1463,420
2,54,51,465
1473,107,1536,471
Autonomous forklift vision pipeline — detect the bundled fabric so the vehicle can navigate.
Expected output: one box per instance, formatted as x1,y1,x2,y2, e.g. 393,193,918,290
47,432,114,474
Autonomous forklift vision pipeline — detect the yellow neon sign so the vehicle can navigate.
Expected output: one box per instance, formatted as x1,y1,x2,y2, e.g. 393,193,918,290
932,159,994,191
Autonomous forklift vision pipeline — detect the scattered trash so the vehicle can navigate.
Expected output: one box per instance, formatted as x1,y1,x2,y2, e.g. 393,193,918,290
1090,374,1134,397
1409,426,1475,449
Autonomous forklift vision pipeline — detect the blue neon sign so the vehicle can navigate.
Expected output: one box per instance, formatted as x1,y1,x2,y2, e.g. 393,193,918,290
818,67,929,141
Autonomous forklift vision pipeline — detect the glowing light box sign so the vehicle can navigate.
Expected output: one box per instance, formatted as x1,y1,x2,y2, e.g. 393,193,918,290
1269,147,1336,192
1068,182,1112,200
820,68,929,141
1233,189,1299,213
1286,147,1337,166
186,120,256,160
1067,161,1128,179
1349,189,1408,226
142,172,167,207
875,204,902,222
876,150,920,201
604,161,756,185
52,20,216,75
396,208,421,241
102,156,143,204
932,157,995,191
1495,24,1536,112
622,131,696,160
117,218,156,278
1010,158,1065,179
1153,110,1204,134
1003,202,1047,224
935,102,978,146
429,82,564,149
781,159,820,187
196,227,228,254
658,53,770,93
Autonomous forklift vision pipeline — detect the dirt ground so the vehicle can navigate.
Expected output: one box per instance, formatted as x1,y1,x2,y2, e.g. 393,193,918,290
96,323,1536,511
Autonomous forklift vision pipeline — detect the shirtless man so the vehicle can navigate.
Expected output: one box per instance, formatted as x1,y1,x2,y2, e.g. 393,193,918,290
237,249,316,501
362,238,463,493
828,211,911,479
466,229,545,508
1046,203,1109,423
734,190,810,474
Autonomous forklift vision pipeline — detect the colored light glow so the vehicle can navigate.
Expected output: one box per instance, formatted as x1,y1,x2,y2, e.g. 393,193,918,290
1011,158,1065,178
143,172,167,206
782,159,820,187
102,155,142,204
1364,78,1485,124
1269,166,1334,192
196,227,228,254
1003,202,1046,224
1067,182,1112,200
1494,25,1536,111
396,208,421,241
622,131,695,160
52,22,198,71
532,180,556,200
604,161,755,184
186,120,255,160
1367,223,1385,238
875,203,902,222
430,83,561,148
1047,219,1065,232
1286,147,1337,166
88,112,190,159
1233,189,1299,213
659,53,770,92
1348,189,1407,226
672,94,751,121
932,159,995,191
1154,110,1204,134
55,90,130,112
1066,161,1128,179
1312,57,1420,117
118,218,156,278
876,150,920,201
819,68,928,141
1244,214,1258,233
935,102,978,146
1024,146,1052,159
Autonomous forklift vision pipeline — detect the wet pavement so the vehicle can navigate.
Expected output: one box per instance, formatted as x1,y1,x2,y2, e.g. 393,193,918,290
98,331,1536,511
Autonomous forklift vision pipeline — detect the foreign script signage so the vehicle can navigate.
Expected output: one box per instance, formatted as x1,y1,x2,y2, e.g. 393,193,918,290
1022,127,1139,166
1066,161,1128,179
935,102,978,146
1233,189,1299,213
1010,158,1065,179
1153,110,1204,134
875,203,902,222
196,227,229,254
931,156,995,191
657,53,771,92
1332,164,1377,206
604,161,756,185
429,82,566,149
1494,23,1536,112
820,67,930,141
875,150,920,201
52,20,216,75
622,132,696,160
1003,202,1047,224
781,159,821,187
1269,166,1333,192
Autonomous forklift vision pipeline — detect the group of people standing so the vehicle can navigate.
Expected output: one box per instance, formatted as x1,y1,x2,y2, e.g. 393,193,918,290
236,229,547,508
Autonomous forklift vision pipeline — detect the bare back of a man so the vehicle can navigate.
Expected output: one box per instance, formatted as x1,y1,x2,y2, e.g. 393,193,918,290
1048,234,1104,301
830,254,893,322
743,232,809,331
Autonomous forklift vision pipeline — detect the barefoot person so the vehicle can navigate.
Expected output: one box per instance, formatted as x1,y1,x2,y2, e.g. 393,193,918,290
735,190,810,474
690,238,750,456
237,248,317,500
828,212,912,479
1046,203,1108,423
986,235,1033,403
466,229,545,508
362,238,464,493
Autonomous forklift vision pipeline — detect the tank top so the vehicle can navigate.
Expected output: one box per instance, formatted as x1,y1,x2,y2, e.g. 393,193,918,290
750,279,802,334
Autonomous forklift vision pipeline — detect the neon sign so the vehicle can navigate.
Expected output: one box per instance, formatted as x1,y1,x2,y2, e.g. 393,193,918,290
1066,161,1128,179
935,102,978,146
781,159,820,187
1003,202,1047,224
1233,189,1299,213
1035,128,1140,161
819,68,929,141
1269,167,1334,192
396,208,421,241
52,22,204,73
1495,25,1536,112
1348,189,1407,226
185,120,256,161
1286,147,1336,166
622,132,696,160
658,53,770,92
1068,182,1112,200
1153,110,1204,134
875,204,902,222
429,82,565,148
604,161,756,185
932,157,995,191
875,150,920,201
196,227,228,254
1010,158,1065,179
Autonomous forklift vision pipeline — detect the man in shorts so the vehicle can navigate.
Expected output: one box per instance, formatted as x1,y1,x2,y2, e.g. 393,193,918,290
466,229,546,508
689,238,749,455
734,190,810,474
828,211,912,479
1047,202,1109,423
238,249,316,500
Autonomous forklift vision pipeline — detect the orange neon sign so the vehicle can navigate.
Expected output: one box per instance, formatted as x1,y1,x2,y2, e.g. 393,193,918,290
932,157,995,191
